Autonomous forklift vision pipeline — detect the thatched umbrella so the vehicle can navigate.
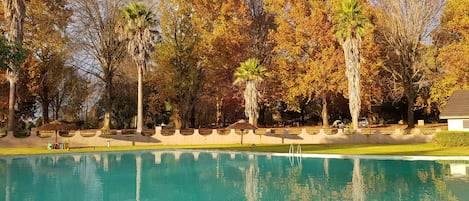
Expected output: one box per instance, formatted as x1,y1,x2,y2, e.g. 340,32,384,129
37,121,78,143
227,120,256,144
227,120,257,130
37,121,78,131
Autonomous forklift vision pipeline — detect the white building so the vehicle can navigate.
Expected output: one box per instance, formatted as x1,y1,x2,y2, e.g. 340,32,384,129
440,90,469,131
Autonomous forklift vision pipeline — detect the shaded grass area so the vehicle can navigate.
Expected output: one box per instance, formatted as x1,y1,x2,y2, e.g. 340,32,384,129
1,143,469,156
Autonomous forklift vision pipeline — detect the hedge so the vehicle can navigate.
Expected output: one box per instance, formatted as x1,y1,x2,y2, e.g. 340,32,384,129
435,131,469,147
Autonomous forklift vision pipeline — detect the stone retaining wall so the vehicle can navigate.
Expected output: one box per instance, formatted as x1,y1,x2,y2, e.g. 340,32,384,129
0,127,439,148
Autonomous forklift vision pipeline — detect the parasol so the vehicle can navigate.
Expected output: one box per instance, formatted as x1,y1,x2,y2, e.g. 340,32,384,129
37,121,78,143
226,120,257,130
226,120,256,144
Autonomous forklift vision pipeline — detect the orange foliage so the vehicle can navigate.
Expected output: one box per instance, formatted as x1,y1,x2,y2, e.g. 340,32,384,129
432,0,469,109
266,0,346,111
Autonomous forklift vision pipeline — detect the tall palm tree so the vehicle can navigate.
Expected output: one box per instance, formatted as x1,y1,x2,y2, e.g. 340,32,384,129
119,2,156,134
234,58,269,127
334,0,369,131
3,0,26,132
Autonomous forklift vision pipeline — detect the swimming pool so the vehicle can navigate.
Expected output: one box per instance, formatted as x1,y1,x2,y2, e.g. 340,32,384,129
1,150,468,201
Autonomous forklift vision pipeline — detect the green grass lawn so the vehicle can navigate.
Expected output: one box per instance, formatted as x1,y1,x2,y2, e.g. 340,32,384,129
1,143,469,156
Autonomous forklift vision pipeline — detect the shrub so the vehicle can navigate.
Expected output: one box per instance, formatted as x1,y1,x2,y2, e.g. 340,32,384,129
435,131,469,147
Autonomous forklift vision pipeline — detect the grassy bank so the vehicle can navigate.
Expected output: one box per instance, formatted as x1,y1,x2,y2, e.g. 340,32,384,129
1,143,469,157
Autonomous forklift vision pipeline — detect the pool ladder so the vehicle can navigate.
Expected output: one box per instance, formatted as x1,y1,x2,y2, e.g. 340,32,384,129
289,144,302,166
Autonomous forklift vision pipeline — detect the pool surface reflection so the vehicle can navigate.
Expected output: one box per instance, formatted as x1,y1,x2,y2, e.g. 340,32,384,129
1,150,468,201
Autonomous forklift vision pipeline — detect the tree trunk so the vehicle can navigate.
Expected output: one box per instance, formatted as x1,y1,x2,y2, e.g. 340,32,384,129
102,79,112,130
41,101,50,124
404,63,416,129
53,107,59,121
407,100,415,129
343,37,361,131
172,109,182,129
3,0,25,42
300,106,305,126
406,88,416,129
245,81,259,127
249,115,257,128
136,64,143,134
40,83,50,124
190,104,196,128
4,0,26,132
216,96,223,127
321,94,329,128
7,78,16,132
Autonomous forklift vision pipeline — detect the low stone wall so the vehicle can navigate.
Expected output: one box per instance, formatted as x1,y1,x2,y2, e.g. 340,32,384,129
0,127,439,148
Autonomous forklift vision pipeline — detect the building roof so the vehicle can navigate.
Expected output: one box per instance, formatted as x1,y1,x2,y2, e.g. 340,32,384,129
440,90,469,119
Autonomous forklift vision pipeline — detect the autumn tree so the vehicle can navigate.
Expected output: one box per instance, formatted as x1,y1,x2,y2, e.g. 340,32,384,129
265,0,346,127
151,0,206,128
191,0,251,126
3,0,26,132
25,0,72,124
430,0,469,111
111,75,138,129
71,0,128,130
374,0,445,128
50,66,89,122
245,0,275,65
358,4,383,123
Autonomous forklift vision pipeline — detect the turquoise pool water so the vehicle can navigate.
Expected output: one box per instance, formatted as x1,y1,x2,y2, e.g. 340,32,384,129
1,150,468,201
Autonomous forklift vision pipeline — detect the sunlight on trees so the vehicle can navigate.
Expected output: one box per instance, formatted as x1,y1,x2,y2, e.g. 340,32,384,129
0,0,467,131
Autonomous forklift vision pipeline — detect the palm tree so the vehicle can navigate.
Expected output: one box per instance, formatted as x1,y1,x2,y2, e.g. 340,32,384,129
234,58,269,127
3,0,26,132
119,2,156,134
334,0,369,131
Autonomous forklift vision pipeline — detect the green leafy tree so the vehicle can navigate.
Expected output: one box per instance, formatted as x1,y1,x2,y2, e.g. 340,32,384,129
0,38,27,70
334,0,369,130
151,0,205,128
234,58,269,127
119,2,156,134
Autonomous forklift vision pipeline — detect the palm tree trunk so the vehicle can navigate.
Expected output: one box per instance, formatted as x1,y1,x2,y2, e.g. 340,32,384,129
352,158,364,201
3,0,25,42
4,0,26,133
136,64,143,134
343,37,361,131
245,81,259,127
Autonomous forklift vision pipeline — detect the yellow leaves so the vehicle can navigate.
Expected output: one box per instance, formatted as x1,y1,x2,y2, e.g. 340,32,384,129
268,0,347,107
430,0,469,109
443,0,469,39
